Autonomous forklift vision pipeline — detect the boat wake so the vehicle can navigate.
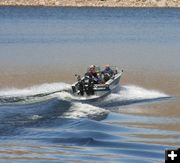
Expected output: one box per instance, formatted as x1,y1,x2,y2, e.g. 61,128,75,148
0,82,173,163
99,85,170,107
0,82,170,105
0,82,71,103
0,83,170,123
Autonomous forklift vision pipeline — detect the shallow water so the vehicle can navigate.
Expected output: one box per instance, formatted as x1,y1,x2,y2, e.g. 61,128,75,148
0,7,180,162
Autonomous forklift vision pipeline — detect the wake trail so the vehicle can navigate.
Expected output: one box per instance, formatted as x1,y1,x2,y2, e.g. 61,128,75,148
0,82,71,103
0,83,171,108
99,85,171,107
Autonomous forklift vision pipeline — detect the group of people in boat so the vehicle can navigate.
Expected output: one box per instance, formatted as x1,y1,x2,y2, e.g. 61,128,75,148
85,64,115,84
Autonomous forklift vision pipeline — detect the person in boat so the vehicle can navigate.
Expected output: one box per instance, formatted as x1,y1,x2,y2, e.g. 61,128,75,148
102,64,114,82
85,65,100,84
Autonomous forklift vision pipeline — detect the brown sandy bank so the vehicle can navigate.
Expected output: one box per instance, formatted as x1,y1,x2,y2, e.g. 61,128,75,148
0,0,179,7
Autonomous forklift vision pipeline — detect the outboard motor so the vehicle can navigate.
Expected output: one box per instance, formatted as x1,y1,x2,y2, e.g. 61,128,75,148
77,80,84,96
75,75,84,96
74,74,95,96
83,76,94,96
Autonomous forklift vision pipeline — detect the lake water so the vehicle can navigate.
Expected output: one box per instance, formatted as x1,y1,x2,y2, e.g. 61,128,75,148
0,7,180,163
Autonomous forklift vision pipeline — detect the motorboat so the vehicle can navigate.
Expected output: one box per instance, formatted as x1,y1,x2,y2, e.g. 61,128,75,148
71,66,123,102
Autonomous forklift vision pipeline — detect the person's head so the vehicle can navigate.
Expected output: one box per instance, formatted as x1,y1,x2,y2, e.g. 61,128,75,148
89,65,95,73
105,64,110,70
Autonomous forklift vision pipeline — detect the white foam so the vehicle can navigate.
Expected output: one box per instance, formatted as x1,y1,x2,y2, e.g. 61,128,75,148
53,91,75,101
104,85,169,103
54,91,99,101
29,115,43,120
0,82,71,97
62,102,109,119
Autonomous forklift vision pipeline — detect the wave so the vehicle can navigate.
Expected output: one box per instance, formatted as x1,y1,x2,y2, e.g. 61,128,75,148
0,98,73,136
0,82,71,103
0,98,108,136
99,85,170,107
0,83,174,163
0,83,170,106
62,102,109,120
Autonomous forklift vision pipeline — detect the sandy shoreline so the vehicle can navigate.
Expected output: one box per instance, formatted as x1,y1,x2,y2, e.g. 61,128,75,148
0,0,179,8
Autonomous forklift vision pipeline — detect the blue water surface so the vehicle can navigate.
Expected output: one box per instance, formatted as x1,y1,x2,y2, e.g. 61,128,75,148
0,7,180,163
